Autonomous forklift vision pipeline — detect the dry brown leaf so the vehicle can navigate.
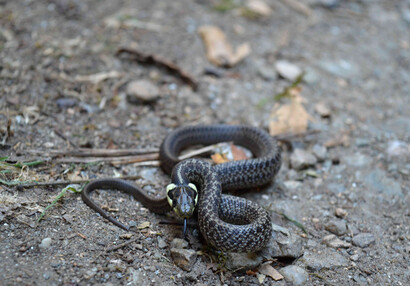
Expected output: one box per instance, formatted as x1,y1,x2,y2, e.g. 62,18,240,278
258,263,284,281
198,26,251,67
211,153,229,164
137,221,151,229
269,92,313,136
230,144,249,161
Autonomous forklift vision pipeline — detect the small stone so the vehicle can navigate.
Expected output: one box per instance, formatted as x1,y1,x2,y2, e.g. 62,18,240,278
290,149,317,170
335,208,348,218
43,272,51,280
170,248,197,271
279,265,309,285
56,97,77,109
275,60,302,81
312,144,327,161
157,236,167,249
300,249,349,271
322,234,351,248
226,252,263,270
350,254,360,261
314,102,331,118
257,65,276,80
352,233,375,248
343,153,372,167
355,138,370,147
126,79,160,103
170,238,189,249
325,220,347,235
263,224,304,259
303,67,319,85
245,0,273,17
318,59,360,79
386,140,409,157
39,237,52,249
283,180,303,190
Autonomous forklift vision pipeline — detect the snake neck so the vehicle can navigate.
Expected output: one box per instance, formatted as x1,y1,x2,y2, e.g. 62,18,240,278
171,158,222,210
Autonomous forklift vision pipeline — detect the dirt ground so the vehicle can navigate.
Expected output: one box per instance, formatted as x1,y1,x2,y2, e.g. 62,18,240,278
0,0,409,285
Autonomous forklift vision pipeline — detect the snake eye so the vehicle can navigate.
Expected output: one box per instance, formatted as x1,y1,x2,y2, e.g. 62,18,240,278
166,183,177,207
188,183,198,205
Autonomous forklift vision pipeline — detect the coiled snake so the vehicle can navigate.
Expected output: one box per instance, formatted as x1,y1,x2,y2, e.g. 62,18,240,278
82,125,281,252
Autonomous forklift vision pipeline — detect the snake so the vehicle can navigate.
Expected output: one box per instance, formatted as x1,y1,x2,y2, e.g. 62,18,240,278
81,125,281,252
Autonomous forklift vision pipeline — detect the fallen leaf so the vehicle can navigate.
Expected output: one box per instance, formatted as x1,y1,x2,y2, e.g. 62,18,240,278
258,263,284,281
269,92,313,136
230,144,249,161
198,26,251,67
211,153,229,164
137,221,151,229
256,273,266,284
324,133,350,148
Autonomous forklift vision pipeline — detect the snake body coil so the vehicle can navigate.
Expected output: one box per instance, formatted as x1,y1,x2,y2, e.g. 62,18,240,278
82,125,281,252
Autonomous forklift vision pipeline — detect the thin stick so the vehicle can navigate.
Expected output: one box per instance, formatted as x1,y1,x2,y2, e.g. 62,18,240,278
279,0,313,17
54,129,79,148
10,175,143,188
105,236,140,252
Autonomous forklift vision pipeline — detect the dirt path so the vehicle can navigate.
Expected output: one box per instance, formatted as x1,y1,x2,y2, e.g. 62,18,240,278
0,0,409,285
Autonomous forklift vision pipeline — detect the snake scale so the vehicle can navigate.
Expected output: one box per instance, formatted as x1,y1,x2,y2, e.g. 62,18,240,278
82,125,281,252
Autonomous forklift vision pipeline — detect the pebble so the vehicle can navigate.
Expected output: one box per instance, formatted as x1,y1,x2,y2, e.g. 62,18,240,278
56,97,77,109
263,224,304,259
170,248,197,271
225,252,263,270
343,153,372,167
314,102,331,118
325,219,347,235
363,169,403,197
283,180,303,190
126,79,160,103
352,233,375,248
279,265,309,285
300,249,349,271
318,59,360,79
290,149,317,170
257,64,277,80
39,237,52,249
157,236,167,249
275,60,302,81
170,238,189,249
43,272,51,280
335,208,348,218
386,140,409,157
303,67,319,85
312,144,327,161
355,138,370,147
322,234,351,248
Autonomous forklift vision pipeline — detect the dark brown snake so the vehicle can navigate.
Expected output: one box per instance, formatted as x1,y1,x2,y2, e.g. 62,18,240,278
82,125,281,252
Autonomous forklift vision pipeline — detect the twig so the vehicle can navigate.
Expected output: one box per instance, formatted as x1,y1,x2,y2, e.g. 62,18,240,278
56,154,159,164
7,175,144,188
105,236,140,252
116,48,198,90
22,148,158,157
279,0,313,17
273,129,320,142
54,129,79,148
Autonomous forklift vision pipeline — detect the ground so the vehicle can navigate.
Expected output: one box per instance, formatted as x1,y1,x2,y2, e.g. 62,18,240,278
0,0,409,285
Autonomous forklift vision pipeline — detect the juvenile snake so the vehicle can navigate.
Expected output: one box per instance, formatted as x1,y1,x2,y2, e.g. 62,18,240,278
82,125,281,252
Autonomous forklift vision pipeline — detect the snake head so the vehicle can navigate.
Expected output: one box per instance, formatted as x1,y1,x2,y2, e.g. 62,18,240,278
166,183,198,219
